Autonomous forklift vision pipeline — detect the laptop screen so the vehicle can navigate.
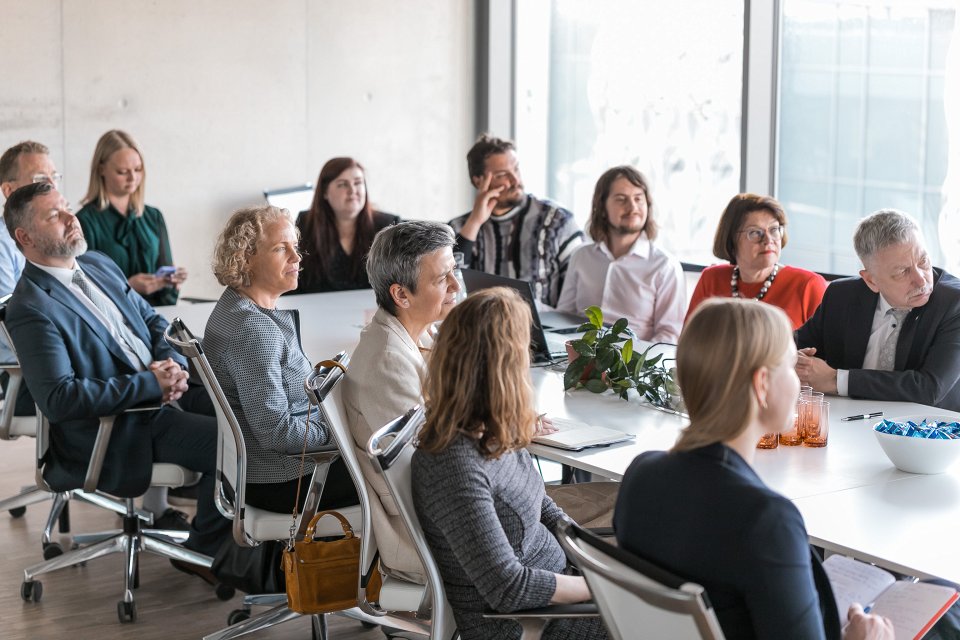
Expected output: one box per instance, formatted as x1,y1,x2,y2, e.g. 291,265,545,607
459,269,555,362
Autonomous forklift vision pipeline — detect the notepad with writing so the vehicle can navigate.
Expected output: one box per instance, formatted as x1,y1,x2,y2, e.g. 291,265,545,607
532,417,634,451
824,555,958,640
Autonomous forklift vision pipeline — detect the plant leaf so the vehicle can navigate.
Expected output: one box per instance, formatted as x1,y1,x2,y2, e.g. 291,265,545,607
582,329,598,345
611,317,629,335
572,341,595,358
622,339,633,366
577,322,594,332
585,306,603,329
597,349,618,371
563,357,589,390
585,378,608,393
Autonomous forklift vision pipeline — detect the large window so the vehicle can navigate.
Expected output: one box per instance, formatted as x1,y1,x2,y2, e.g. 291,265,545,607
513,0,960,275
515,0,744,265
777,0,958,275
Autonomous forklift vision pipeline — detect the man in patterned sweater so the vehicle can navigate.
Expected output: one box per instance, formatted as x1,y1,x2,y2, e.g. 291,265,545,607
449,134,583,306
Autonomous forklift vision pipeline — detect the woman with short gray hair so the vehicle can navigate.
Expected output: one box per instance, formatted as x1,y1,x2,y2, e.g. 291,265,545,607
342,220,460,582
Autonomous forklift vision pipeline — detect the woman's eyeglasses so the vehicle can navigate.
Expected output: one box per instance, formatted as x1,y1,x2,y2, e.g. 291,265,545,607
739,225,784,243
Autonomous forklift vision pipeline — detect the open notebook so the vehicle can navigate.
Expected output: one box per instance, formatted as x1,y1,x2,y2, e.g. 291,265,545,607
532,417,634,451
824,555,958,640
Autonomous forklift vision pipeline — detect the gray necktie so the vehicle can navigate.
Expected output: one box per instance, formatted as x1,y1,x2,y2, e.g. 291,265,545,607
877,308,910,371
72,270,153,369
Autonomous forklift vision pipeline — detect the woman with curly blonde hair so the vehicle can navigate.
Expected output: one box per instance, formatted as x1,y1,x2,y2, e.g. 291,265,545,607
202,205,356,513
412,287,608,640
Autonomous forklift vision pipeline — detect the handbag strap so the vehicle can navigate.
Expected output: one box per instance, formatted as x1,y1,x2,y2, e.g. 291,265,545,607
288,358,349,547
304,510,356,541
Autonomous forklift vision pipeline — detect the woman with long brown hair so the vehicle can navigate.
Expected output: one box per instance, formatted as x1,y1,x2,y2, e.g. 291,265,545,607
294,157,399,293
412,287,607,640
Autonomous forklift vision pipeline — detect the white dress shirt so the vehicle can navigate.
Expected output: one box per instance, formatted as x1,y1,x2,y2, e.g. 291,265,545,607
556,232,686,342
836,294,895,396
30,260,148,371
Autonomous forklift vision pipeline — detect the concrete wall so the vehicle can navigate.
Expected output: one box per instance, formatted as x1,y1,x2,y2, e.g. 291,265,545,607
0,0,475,299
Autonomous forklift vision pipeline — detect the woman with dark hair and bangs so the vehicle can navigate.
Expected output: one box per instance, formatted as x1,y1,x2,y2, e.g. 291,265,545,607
293,157,400,293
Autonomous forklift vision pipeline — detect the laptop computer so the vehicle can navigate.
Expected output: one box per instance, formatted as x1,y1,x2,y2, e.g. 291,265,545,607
460,269,573,363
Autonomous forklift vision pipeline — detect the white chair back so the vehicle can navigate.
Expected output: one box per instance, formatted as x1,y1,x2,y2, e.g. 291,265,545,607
304,354,377,606
164,318,248,539
0,304,39,441
367,407,457,640
557,521,725,640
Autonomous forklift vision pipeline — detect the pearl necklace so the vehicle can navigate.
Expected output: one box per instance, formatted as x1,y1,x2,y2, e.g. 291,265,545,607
731,263,780,300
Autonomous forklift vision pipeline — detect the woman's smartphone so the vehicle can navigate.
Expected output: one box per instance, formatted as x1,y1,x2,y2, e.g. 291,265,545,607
155,266,177,279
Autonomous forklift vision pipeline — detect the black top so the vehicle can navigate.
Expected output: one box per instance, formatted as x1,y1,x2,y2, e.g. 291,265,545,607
292,210,400,294
614,444,840,640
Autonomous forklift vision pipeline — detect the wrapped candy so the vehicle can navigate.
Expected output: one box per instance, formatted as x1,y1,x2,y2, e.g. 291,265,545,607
874,418,960,440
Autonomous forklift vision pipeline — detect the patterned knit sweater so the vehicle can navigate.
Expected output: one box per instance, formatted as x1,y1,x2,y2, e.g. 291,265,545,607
411,435,607,640
449,194,583,306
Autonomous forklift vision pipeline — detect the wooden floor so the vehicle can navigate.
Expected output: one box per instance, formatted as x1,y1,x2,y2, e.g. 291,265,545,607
0,435,384,640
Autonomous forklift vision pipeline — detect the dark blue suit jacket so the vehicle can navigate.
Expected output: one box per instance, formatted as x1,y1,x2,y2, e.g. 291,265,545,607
795,268,960,411
614,444,840,640
6,251,184,496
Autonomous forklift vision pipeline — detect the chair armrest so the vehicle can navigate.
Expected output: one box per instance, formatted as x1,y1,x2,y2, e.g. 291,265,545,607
82,403,163,492
483,603,600,640
0,365,23,440
483,603,599,619
285,446,343,539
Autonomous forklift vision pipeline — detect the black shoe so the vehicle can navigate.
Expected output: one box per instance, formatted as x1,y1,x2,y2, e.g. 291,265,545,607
170,558,218,586
168,484,199,506
152,508,191,531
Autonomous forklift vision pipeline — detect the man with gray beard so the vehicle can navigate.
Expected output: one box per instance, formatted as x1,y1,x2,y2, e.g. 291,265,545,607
3,181,229,578
795,209,960,411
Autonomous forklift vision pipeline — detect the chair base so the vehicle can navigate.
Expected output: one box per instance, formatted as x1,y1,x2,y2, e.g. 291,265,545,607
21,497,213,623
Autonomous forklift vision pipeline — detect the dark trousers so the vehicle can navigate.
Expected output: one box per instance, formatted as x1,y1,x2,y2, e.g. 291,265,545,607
244,458,358,515
151,385,231,557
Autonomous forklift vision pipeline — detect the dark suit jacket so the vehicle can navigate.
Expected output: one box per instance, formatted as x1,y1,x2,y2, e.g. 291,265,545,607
614,445,840,640
795,268,960,411
6,251,183,496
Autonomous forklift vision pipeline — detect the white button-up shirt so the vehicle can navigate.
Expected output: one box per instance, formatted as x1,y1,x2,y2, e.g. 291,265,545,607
836,294,896,396
556,232,686,343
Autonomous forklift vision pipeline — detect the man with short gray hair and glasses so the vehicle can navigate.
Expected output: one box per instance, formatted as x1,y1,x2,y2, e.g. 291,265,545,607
795,209,960,411
0,141,61,297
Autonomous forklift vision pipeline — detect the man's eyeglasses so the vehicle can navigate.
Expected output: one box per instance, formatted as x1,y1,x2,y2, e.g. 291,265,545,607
32,172,62,188
739,225,784,243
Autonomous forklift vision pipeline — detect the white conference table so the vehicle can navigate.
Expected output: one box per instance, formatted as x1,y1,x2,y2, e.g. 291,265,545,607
160,290,960,583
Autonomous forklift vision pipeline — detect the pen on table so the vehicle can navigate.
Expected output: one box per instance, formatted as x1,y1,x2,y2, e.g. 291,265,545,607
841,411,884,422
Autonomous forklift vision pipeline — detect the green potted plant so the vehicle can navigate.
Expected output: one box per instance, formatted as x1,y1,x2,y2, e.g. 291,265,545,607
564,306,681,410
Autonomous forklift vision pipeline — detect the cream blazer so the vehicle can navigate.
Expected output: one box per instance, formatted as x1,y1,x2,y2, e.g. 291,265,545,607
343,308,427,582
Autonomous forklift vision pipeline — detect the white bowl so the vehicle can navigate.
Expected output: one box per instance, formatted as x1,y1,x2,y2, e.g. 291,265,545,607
873,414,960,474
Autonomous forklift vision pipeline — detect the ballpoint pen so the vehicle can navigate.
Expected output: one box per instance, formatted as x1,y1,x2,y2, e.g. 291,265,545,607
841,411,883,422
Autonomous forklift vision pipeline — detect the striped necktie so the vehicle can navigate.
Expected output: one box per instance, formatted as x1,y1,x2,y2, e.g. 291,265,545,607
72,270,153,369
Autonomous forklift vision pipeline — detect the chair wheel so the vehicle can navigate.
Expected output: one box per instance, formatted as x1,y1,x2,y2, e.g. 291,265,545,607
215,583,236,601
117,600,137,623
21,580,42,602
227,608,250,625
42,542,64,560
9,506,26,518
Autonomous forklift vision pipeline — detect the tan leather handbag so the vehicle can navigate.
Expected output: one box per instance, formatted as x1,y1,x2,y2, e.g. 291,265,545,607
283,510,360,614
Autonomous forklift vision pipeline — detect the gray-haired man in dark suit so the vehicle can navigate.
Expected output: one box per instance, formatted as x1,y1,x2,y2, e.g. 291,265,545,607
795,209,960,411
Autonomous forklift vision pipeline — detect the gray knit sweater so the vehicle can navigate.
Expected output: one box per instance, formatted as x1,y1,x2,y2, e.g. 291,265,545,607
412,435,607,640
